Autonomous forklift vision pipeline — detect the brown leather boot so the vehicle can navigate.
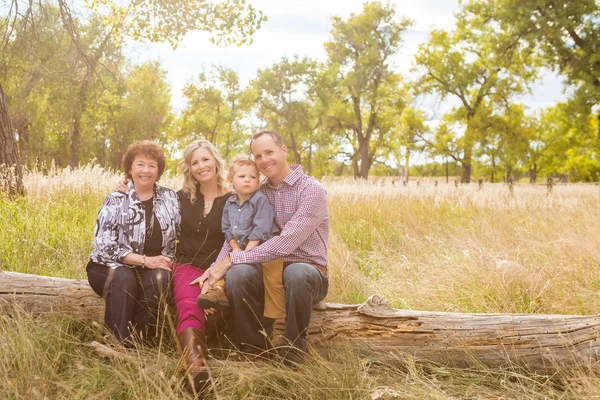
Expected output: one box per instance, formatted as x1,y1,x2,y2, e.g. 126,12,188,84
197,285,230,309
178,328,210,394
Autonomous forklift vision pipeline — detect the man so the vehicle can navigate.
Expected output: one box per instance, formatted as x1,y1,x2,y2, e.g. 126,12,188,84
201,130,329,365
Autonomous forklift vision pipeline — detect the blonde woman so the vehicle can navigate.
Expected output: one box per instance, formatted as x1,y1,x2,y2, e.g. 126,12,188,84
172,140,231,389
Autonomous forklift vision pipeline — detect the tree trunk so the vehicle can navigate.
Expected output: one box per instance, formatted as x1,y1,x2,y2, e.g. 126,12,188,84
288,131,302,165
2,269,600,374
506,164,513,182
0,84,25,196
529,163,537,184
358,137,370,180
461,147,472,184
404,146,410,183
69,79,89,168
461,162,471,184
352,153,359,178
445,158,449,183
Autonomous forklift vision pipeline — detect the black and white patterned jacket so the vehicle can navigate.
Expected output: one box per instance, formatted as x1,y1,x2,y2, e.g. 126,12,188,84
90,182,180,268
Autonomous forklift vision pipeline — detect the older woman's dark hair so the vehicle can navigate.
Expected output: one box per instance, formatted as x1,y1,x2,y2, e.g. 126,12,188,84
122,140,166,180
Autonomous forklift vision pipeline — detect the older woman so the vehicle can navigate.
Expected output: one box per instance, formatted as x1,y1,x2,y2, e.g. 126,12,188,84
115,140,230,389
87,140,179,346
172,140,231,387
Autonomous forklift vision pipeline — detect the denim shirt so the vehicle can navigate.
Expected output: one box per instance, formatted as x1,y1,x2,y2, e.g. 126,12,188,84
90,182,180,268
222,190,279,249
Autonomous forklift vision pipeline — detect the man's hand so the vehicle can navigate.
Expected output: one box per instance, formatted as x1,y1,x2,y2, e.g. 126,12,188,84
201,279,211,295
203,256,232,286
189,256,233,288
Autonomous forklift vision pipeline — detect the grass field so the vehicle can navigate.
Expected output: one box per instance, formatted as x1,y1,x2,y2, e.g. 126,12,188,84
2,165,600,399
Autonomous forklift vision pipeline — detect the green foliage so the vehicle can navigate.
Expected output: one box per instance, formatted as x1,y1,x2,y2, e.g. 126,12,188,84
322,2,413,179
176,66,251,160
414,11,536,182
463,0,600,102
85,0,266,48
537,100,600,181
252,56,337,176
0,188,100,277
3,0,600,182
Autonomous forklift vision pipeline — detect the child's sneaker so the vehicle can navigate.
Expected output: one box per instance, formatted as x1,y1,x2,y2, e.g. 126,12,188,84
197,286,230,309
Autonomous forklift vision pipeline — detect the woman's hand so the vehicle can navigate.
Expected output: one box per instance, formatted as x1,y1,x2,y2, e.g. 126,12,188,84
115,177,129,193
144,255,173,271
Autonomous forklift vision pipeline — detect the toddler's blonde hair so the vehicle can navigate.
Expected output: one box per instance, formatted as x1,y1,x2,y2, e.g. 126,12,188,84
227,154,260,180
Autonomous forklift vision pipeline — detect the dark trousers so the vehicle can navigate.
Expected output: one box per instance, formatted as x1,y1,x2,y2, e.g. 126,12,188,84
225,262,328,362
86,261,171,345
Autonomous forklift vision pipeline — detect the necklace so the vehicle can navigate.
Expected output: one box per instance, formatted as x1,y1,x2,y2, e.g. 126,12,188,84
203,198,215,217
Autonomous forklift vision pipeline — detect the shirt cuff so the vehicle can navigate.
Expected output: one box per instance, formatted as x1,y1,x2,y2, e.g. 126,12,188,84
230,251,247,265
118,249,132,261
248,233,272,242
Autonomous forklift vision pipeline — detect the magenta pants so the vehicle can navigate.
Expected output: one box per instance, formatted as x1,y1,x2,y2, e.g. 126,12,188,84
173,262,206,334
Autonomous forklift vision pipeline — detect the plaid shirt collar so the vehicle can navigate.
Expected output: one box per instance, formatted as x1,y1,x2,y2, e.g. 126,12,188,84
263,164,303,189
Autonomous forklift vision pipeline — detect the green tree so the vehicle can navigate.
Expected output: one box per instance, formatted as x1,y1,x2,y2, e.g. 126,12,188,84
414,15,535,182
86,0,266,48
397,106,428,181
463,0,600,138
323,1,412,179
253,56,319,166
104,62,173,168
537,100,600,181
178,66,251,159
0,0,266,194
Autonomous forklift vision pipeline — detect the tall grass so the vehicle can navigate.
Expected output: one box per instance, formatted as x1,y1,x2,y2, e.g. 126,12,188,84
2,166,600,398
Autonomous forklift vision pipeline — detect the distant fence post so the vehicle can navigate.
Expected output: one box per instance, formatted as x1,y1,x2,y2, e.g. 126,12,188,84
507,176,514,195
478,179,483,190
547,178,553,196
454,180,458,188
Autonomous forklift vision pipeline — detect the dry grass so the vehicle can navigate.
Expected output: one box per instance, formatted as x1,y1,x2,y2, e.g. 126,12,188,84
2,166,600,398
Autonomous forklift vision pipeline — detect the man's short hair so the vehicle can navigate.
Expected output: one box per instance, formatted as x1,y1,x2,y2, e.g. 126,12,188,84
249,130,284,154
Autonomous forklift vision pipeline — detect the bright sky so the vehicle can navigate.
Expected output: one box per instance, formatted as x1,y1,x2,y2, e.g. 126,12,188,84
128,0,566,114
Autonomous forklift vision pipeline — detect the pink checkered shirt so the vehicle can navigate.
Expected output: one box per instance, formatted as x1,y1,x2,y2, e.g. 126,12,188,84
213,164,329,268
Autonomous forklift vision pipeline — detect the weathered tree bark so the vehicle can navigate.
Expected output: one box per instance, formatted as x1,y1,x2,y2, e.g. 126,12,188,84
2,269,600,374
0,84,25,196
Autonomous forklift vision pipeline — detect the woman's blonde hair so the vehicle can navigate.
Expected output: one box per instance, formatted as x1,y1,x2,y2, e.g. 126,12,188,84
180,140,227,204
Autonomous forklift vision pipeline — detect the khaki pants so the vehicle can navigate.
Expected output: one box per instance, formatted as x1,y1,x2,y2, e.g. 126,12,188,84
214,258,286,319
261,258,285,319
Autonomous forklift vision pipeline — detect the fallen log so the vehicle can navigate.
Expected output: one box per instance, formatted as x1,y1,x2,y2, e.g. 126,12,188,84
2,268,600,374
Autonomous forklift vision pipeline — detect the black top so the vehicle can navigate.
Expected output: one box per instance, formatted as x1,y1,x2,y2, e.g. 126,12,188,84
176,187,232,269
142,197,163,257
